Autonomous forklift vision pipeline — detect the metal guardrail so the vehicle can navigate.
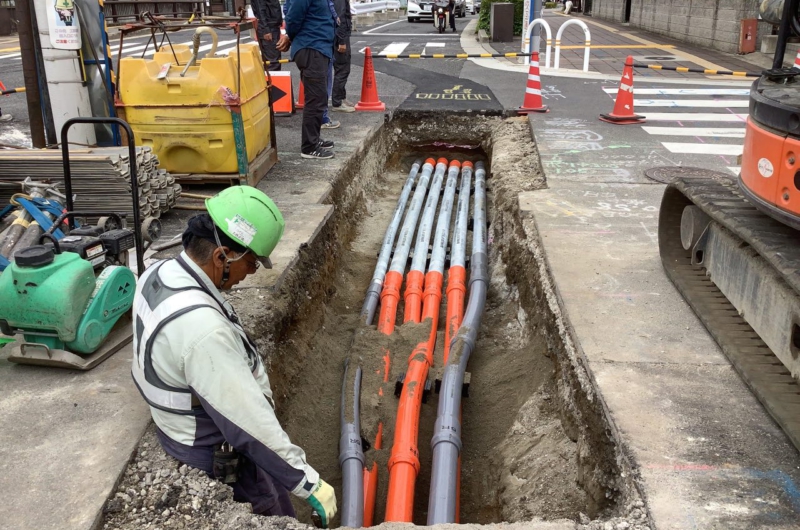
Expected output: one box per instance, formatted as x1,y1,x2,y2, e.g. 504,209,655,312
104,1,205,25
351,0,401,15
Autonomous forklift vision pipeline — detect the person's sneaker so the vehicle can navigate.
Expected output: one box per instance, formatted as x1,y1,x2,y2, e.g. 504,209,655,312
332,101,356,113
301,147,335,159
321,119,340,129
0,114,12,123
318,139,334,149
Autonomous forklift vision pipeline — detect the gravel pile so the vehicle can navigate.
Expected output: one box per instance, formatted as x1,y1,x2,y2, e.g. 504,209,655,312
578,498,651,530
102,425,311,530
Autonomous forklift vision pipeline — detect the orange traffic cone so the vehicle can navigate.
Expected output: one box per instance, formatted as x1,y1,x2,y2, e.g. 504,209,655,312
0,79,6,94
355,47,385,111
599,56,645,125
793,47,800,70
295,79,305,110
518,51,548,114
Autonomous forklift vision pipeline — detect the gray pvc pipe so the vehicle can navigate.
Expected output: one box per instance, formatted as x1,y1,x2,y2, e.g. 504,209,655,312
339,361,365,528
408,160,448,275
360,159,423,325
429,163,461,275
427,161,488,525
450,164,473,270
387,161,436,277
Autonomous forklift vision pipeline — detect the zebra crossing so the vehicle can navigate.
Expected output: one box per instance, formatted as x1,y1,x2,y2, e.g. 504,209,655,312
603,86,750,175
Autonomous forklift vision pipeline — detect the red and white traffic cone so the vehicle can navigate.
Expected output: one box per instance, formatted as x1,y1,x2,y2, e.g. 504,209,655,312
518,52,549,114
295,79,305,110
793,46,800,70
599,55,645,125
355,47,385,111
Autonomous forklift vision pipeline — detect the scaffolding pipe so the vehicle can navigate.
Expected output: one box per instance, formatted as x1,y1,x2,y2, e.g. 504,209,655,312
385,160,461,522
339,361,365,528
361,159,423,326
403,158,449,324
377,159,436,335
427,161,488,525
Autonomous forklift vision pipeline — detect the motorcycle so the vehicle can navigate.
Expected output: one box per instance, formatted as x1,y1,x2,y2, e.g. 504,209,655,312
437,6,447,33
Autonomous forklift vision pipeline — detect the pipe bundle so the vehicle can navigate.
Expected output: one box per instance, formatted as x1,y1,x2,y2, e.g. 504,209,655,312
339,158,488,527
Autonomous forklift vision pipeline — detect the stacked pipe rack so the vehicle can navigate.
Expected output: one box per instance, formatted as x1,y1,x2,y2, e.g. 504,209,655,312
340,157,489,526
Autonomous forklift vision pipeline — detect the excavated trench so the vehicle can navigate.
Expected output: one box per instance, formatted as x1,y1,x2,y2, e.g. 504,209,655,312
104,113,646,530
259,114,637,527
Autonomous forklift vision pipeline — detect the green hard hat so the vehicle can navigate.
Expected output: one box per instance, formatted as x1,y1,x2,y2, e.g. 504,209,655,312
205,186,285,266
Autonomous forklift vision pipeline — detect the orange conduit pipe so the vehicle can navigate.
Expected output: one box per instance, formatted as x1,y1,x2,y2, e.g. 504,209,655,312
363,159,435,525
403,158,449,324
385,160,462,522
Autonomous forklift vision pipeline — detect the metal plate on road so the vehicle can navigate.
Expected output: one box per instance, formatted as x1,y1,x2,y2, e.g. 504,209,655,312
644,166,734,184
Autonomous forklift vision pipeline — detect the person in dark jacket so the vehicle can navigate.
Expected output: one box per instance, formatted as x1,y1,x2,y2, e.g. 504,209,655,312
252,0,283,71
331,0,354,112
278,0,336,159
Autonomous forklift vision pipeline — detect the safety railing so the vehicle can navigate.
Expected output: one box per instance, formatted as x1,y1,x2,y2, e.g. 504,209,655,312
554,18,591,72
104,0,205,25
352,0,401,15
522,18,552,69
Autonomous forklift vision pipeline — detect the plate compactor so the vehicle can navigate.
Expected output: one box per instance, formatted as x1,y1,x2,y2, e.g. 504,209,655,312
0,118,149,370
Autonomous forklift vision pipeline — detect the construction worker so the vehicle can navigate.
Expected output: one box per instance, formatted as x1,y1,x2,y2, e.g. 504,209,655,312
130,186,337,526
251,0,283,71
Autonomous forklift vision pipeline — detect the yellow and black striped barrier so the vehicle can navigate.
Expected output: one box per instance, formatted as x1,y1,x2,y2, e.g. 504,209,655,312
1,87,26,96
264,52,534,65
632,62,760,78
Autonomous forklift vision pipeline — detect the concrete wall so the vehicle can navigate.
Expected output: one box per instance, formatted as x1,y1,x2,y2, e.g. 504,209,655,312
589,0,772,54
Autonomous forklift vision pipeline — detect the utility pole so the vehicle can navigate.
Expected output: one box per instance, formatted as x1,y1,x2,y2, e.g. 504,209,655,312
531,0,542,54
15,0,46,148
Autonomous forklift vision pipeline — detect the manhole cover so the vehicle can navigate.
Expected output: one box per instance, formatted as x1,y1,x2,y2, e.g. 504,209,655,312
644,166,736,184
641,55,679,62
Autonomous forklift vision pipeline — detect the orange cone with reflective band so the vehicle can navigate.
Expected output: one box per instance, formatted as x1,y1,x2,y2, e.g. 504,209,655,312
794,47,800,70
518,52,548,114
599,56,645,125
356,47,386,111
295,79,305,110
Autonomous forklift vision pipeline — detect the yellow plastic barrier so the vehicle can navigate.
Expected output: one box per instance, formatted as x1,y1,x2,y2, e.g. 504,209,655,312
117,41,270,175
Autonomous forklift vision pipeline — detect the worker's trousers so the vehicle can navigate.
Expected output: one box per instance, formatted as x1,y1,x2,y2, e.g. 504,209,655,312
259,29,282,72
294,48,329,153
332,37,351,107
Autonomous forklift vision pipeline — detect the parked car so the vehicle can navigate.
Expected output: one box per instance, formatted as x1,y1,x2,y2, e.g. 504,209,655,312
407,0,466,22
465,0,480,14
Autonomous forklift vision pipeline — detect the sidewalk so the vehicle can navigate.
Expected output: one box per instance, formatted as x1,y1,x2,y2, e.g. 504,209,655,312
481,10,762,80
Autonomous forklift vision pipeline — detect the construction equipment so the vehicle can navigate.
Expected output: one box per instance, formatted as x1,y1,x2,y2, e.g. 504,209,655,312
0,117,146,370
657,0,800,452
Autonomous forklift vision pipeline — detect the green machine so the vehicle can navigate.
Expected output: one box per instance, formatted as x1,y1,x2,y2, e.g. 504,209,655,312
0,117,151,370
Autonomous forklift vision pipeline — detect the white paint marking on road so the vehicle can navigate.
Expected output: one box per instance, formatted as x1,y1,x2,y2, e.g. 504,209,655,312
632,99,749,108
641,126,745,138
643,113,748,122
425,42,446,47
728,167,741,176
661,142,744,156
603,87,750,96
364,33,459,37
0,52,21,59
379,42,410,56
362,19,406,34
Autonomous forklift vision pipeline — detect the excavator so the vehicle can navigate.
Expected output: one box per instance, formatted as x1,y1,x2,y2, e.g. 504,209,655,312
657,0,800,451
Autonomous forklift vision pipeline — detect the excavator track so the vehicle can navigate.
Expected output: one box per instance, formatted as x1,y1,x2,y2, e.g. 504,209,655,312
659,172,800,452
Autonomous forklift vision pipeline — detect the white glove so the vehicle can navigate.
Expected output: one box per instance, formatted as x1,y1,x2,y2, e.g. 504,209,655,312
305,479,337,528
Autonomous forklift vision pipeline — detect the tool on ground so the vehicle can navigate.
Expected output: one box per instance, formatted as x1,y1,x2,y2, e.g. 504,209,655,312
518,51,549,114
355,47,385,112
0,117,148,370
599,55,645,125
656,0,800,455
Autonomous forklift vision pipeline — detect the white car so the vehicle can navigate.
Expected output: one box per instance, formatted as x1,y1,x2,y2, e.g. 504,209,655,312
407,0,466,22
465,0,480,14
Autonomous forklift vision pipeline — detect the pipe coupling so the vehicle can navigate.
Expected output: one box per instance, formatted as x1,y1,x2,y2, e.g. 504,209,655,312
339,425,366,467
387,447,421,472
430,417,463,451
469,252,489,286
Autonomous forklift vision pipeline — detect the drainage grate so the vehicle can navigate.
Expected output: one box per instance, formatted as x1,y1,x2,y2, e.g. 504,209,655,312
638,55,680,62
644,166,734,184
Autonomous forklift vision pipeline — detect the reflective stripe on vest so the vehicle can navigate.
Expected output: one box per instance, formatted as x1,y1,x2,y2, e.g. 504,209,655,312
131,261,263,414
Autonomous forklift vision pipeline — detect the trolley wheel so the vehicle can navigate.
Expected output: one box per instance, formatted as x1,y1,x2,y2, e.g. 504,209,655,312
142,217,162,243
96,216,121,232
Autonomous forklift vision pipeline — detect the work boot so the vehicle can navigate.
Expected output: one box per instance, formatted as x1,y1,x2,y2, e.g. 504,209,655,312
318,139,334,149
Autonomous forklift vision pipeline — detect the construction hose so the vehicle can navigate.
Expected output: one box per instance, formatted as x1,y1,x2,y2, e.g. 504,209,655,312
180,26,219,76
339,361,365,527
361,159,423,326
427,161,488,525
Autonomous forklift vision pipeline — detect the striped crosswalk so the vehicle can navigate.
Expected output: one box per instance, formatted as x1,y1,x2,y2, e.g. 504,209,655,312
603,84,749,173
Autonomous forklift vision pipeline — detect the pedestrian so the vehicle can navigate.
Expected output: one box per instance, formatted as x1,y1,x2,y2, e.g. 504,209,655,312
251,0,283,71
278,0,336,159
321,0,341,129
131,186,337,527
330,0,354,112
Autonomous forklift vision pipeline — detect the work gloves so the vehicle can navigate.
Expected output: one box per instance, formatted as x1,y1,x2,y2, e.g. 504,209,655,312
305,479,337,528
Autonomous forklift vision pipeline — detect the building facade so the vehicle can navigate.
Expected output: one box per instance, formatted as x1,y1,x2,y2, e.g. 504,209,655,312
588,0,773,54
